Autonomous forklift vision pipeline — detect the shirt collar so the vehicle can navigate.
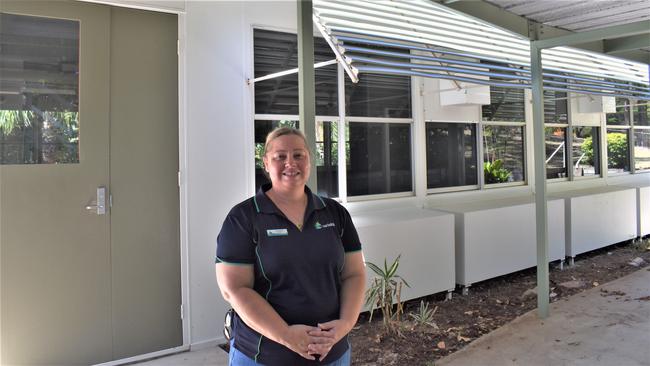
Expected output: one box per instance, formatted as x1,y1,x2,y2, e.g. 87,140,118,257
253,183,326,215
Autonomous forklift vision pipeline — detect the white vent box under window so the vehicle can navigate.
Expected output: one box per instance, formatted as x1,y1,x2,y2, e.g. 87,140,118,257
602,96,617,114
439,80,490,106
577,94,607,114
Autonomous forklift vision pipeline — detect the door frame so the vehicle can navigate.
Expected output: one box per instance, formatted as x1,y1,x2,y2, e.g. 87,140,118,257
76,2,190,365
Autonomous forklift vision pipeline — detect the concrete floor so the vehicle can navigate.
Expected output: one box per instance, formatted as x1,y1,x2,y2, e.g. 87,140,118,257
437,267,650,366
134,268,650,366
131,346,228,366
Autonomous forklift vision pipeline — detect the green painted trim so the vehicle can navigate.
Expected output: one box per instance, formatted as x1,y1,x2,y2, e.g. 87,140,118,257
254,246,272,362
255,335,264,363
215,257,254,266
253,196,260,213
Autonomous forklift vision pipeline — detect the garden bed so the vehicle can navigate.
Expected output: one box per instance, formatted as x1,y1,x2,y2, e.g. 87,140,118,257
350,239,650,366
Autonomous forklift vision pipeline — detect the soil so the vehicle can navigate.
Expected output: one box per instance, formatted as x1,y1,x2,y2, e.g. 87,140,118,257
349,239,650,366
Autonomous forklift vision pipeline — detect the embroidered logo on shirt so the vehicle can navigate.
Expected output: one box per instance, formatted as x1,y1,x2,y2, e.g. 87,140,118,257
266,228,289,237
314,221,335,230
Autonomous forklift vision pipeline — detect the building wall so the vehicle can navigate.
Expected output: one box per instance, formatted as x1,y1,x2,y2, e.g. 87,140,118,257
83,0,650,350
183,0,650,347
184,0,302,347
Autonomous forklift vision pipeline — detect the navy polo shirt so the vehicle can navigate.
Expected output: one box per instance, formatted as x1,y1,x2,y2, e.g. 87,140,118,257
216,184,362,365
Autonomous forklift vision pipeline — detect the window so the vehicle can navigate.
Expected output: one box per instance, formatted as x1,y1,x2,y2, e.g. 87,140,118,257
425,122,477,189
254,120,298,191
315,121,339,197
605,97,631,174
478,84,527,186
634,129,650,172
254,29,337,116
632,101,649,126
545,127,568,179
483,125,525,183
606,97,631,125
544,90,569,179
572,127,600,177
606,129,630,173
544,90,568,124
252,29,413,199
347,122,412,196
481,86,525,122
345,73,411,118
632,101,650,172
0,14,80,164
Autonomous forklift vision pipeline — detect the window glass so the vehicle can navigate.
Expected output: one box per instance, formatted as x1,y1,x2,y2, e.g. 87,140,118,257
606,129,629,174
482,87,525,122
544,90,568,124
1,13,79,164
632,102,649,126
347,122,412,196
425,122,477,188
343,44,411,118
315,121,339,197
545,127,567,179
345,74,411,118
572,127,600,177
254,120,299,191
483,125,525,183
606,97,630,125
253,29,337,116
634,129,650,172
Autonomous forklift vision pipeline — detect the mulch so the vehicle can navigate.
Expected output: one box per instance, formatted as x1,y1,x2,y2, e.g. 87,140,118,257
349,239,650,366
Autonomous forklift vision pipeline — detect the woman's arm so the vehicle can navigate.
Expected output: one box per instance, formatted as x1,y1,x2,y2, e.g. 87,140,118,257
307,251,366,360
216,263,329,360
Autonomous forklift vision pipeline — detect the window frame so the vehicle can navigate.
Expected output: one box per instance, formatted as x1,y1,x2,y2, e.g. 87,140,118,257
604,97,632,176
251,27,415,201
631,100,650,174
424,119,480,194
543,123,570,182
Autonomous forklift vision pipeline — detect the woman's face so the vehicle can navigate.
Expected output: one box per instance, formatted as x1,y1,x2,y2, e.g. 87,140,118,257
263,134,311,191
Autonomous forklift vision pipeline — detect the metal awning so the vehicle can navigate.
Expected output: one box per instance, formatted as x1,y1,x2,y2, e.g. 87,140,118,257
313,0,649,100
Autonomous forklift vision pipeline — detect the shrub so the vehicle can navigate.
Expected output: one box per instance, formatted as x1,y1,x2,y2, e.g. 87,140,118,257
582,133,628,169
365,255,410,332
484,159,511,183
607,132,628,169
409,300,438,327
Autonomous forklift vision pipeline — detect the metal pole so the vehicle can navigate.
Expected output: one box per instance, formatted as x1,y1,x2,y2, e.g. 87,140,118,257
297,0,317,191
530,41,550,318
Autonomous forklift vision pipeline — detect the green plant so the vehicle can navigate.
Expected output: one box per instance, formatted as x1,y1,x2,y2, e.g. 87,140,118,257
582,133,629,170
409,300,438,327
484,159,511,183
365,255,410,331
606,132,628,169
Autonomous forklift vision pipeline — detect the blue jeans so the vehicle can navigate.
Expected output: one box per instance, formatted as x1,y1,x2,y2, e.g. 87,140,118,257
228,340,351,366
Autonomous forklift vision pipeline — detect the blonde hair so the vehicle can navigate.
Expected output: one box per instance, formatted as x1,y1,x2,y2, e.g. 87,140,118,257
264,127,311,155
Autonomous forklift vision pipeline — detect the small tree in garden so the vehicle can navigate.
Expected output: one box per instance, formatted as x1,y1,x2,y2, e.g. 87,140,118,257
365,255,410,334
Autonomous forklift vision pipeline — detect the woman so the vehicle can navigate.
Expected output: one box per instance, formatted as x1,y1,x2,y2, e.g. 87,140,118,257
216,127,366,365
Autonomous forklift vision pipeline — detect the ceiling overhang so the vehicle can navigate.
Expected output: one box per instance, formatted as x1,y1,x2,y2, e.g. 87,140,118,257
437,0,650,64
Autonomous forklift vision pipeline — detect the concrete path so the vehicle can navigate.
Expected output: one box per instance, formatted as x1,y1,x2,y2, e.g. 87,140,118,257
437,267,650,366
130,345,228,366
133,268,650,366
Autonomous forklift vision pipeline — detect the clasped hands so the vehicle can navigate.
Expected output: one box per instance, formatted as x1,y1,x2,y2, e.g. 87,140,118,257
283,319,349,362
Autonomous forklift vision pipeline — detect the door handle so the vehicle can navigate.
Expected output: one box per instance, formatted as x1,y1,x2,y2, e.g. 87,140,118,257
85,186,106,215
